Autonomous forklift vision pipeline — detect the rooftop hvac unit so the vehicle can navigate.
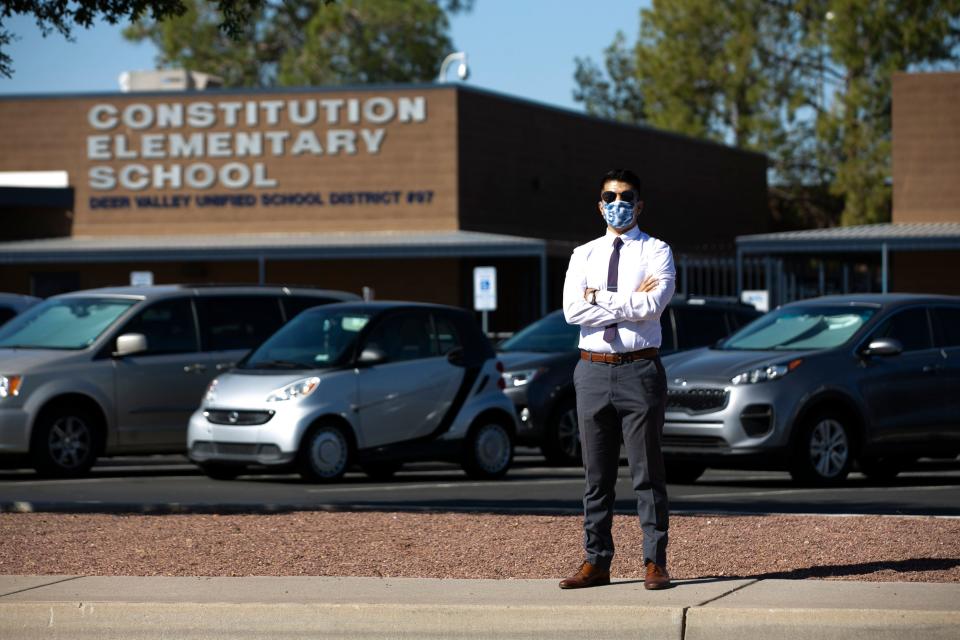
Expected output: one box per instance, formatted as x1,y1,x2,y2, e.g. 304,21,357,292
118,70,223,92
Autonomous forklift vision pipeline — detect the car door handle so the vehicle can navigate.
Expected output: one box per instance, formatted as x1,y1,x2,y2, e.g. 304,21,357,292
921,364,942,373
215,362,236,371
183,363,208,373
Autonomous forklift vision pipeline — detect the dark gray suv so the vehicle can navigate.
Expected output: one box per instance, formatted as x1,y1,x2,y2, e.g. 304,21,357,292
661,294,960,484
0,285,358,477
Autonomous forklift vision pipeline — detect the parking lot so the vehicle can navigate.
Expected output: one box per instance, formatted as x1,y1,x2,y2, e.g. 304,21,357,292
2,451,959,517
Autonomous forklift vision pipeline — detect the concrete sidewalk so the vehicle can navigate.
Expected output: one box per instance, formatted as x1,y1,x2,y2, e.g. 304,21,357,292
1,575,958,639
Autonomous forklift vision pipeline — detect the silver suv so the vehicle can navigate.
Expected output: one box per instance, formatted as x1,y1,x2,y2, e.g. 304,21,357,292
661,294,960,484
0,285,358,477
187,302,518,482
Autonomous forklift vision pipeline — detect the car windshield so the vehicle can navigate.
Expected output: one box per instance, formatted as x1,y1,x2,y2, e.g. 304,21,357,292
718,305,877,351
499,311,579,353
241,308,371,370
0,297,137,350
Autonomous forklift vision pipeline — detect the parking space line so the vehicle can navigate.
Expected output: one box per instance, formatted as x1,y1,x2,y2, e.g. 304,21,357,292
675,484,959,501
306,478,584,494
0,475,200,487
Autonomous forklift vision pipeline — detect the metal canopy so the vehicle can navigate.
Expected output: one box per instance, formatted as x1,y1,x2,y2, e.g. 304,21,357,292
0,230,553,316
736,222,960,254
735,222,960,296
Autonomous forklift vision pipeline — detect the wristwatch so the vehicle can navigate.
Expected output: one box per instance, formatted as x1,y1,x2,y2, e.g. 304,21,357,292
587,290,597,305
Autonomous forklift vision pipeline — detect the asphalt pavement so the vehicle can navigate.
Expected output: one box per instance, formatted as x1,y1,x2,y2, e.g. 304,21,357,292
2,451,959,516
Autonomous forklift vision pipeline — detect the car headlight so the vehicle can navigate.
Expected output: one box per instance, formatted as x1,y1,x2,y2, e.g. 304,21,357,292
502,368,544,388
0,375,23,399
204,378,219,403
266,376,320,402
731,359,802,385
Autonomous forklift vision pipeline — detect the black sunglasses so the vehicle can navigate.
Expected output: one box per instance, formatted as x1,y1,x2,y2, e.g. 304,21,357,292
600,190,638,204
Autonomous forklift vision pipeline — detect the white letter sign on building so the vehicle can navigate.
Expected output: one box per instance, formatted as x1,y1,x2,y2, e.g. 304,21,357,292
84,95,428,191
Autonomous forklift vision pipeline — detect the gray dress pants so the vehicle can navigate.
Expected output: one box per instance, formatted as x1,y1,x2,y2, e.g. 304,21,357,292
573,356,669,569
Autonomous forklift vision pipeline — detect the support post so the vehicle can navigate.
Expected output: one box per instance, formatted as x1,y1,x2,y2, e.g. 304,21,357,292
258,255,266,284
736,247,744,297
763,257,773,307
881,243,889,293
681,256,688,297
539,249,548,318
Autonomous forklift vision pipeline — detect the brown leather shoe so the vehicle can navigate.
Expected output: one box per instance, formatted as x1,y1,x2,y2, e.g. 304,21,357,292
559,561,611,589
644,561,671,590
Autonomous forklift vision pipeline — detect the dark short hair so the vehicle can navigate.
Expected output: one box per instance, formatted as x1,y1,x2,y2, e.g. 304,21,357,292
600,169,642,196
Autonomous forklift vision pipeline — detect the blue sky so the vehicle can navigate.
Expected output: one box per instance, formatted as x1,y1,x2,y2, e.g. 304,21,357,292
0,0,649,112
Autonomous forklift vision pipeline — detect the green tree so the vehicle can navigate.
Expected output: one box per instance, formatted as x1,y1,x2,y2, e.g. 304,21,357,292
124,0,470,88
0,0,261,78
808,0,960,225
574,0,960,227
278,0,450,85
573,31,644,124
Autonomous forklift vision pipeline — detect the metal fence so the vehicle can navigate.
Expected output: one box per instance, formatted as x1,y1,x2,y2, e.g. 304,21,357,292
679,254,888,308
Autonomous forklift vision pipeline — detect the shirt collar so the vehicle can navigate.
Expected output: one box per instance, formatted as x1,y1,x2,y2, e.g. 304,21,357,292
605,225,643,244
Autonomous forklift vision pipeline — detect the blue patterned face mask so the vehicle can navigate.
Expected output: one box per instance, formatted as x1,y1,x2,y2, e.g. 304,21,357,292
602,200,635,229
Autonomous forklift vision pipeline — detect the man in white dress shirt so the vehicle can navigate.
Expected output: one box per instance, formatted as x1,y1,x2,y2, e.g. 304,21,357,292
558,169,676,591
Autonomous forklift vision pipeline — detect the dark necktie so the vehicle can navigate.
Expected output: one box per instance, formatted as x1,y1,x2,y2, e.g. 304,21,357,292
603,237,623,343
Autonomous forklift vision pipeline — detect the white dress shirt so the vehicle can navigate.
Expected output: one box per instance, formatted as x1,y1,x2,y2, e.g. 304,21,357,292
562,225,676,353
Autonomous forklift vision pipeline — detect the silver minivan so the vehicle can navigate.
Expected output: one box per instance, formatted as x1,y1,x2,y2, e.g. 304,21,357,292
0,285,357,477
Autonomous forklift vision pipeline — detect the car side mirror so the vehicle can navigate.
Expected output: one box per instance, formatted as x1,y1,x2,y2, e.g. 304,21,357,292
861,337,903,357
114,333,148,357
446,347,465,366
358,346,388,365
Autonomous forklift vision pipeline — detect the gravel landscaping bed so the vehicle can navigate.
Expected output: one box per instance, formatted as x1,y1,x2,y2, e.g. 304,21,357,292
2,511,958,582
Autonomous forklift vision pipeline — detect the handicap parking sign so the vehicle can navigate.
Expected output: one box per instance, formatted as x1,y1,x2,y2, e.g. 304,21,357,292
473,266,497,311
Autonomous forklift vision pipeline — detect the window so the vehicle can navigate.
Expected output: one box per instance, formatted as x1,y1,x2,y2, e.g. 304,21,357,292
196,296,284,352
498,311,579,353
242,308,370,370
363,312,435,363
0,307,16,326
432,314,462,356
675,308,730,350
870,308,932,352
283,296,340,321
932,306,960,348
0,297,136,350
721,306,876,351
120,298,198,355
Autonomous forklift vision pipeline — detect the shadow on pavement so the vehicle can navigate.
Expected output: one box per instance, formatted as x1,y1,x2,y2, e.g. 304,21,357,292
719,557,960,581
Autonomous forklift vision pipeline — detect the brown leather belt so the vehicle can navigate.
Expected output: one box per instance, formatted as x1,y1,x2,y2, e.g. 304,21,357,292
580,348,659,364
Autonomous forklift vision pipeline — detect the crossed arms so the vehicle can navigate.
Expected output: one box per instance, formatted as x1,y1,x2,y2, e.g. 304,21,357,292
562,242,676,328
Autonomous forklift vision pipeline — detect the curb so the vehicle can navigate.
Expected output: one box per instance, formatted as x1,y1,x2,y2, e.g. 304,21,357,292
1,576,958,640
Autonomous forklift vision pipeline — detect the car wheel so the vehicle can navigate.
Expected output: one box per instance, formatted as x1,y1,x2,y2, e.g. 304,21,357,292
298,423,351,482
462,420,513,479
541,397,582,466
789,413,854,485
666,461,707,484
30,407,99,478
857,456,902,482
361,461,403,481
199,463,242,481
